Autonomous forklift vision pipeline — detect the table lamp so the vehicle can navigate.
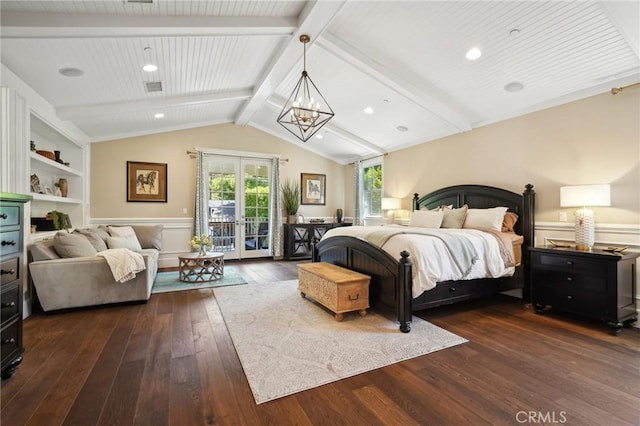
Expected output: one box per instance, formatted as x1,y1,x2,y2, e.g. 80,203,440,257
560,184,610,250
381,197,402,222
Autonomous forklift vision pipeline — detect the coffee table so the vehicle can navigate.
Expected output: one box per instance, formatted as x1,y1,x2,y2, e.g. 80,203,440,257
178,252,224,282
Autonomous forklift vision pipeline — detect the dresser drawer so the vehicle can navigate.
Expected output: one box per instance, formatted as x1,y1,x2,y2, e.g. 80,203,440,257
1,284,20,324
0,206,20,227
1,258,19,285
535,269,606,295
0,231,20,256
1,319,20,362
536,253,606,277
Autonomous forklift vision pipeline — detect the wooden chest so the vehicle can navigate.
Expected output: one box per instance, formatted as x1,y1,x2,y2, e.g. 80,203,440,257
297,262,370,321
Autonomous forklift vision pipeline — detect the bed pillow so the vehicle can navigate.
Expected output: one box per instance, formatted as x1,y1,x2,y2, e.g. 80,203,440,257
441,205,468,229
463,207,508,232
54,232,98,258
502,212,519,233
409,210,444,228
106,235,143,252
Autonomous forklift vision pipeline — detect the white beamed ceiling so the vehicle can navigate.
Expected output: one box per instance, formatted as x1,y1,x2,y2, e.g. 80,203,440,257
1,0,638,164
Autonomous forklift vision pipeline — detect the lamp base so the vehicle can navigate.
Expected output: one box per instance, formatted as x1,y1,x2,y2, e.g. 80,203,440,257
575,208,594,251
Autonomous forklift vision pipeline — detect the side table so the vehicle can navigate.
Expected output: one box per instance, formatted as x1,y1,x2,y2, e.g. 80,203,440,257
178,252,224,282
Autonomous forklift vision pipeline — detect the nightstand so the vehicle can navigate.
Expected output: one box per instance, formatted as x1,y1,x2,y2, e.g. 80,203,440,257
530,246,638,333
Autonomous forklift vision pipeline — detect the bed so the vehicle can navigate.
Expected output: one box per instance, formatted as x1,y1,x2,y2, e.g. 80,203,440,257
312,184,535,333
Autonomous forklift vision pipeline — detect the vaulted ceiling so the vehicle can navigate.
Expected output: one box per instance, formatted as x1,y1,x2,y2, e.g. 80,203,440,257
1,1,638,164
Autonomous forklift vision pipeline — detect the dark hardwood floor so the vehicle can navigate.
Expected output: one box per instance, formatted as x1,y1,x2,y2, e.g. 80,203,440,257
2,259,639,425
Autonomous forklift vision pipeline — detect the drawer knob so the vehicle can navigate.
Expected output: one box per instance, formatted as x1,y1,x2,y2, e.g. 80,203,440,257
1,269,15,275
449,287,456,292
567,295,573,300
348,293,360,301
1,301,16,308
566,276,573,282
0,213,7,220
2,337,15,345
566,261,573,265
1,240,17,246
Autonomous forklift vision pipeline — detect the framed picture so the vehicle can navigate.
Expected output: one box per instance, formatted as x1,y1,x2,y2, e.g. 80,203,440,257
301,173,326,205
126,161,168,202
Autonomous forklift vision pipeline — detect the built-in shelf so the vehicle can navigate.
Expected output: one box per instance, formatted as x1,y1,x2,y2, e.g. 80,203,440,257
30,193,82,204
30,152,82,177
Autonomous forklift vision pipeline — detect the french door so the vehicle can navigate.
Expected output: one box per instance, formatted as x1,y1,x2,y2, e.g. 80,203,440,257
204,155,272,260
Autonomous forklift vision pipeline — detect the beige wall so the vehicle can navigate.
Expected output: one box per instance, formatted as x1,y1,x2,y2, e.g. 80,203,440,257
90,123,345,219
350,90,639,225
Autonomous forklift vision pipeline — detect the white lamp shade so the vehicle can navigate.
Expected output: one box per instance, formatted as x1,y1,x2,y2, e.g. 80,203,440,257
381,197,402,210
560,184,610,207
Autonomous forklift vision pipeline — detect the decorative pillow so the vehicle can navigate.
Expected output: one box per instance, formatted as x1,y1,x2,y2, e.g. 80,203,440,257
106,235,142,252
130,225,163,250
409,210,444,228
441,205,468,229
502,212,519,233
463,207,508,232
108,225,136,238
54,232,98,258
74,228,108,252
93,226,111,241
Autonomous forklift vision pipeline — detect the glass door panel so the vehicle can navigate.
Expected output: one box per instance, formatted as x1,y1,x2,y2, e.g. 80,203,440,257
240,159,271,259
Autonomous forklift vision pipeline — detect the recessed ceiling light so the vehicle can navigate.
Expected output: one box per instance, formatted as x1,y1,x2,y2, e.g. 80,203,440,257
396,125,408,132
504,81,524,92
316,134,323,139
364,106,374,114
465,47,482,61
154,113,165,119
143,63,158,72
58,67,84,77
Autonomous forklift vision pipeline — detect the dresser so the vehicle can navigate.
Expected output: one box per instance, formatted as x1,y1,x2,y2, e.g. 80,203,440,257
530,246,638,333
1,193,31,379
283,222,351,260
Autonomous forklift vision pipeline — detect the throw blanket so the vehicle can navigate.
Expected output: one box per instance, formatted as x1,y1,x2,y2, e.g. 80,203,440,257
366,228,479,278
97,248,146,283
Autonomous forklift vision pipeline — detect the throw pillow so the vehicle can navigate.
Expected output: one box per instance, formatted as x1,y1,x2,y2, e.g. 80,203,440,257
74,228,108,252
409,210,444,228
130,225,163,250
54,232,98,258
441,205,468,229
463,207,508,232
108,225,136,238
502,212,519,233
106,235,143,252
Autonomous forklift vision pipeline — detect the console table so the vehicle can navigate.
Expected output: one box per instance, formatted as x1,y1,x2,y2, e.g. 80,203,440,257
178,252,224,282
283,222,351,260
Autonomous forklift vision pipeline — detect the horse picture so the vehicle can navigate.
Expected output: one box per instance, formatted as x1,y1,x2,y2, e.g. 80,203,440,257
136,170,158,194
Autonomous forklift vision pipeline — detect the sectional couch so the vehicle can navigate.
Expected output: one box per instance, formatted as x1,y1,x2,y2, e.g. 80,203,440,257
28,225,162,312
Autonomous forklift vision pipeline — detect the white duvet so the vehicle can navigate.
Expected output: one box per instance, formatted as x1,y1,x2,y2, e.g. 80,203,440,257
321,225,514,298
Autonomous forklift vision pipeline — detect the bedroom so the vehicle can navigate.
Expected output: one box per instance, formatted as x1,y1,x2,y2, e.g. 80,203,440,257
1,1,639,424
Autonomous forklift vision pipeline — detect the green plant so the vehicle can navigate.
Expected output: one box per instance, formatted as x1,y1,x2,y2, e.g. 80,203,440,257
281,178,300,216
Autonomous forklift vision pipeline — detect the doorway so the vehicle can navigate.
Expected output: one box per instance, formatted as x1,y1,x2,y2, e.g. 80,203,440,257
204,155,272,260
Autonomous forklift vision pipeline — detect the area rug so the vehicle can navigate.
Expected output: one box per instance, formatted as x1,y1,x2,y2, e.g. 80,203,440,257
151,267,247,294
214,280,467,404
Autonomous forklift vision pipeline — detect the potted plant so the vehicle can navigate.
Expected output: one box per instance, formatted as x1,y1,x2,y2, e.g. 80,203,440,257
281,178,300,224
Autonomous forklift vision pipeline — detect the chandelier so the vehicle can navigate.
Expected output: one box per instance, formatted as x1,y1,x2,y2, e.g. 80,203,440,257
277,34,334,142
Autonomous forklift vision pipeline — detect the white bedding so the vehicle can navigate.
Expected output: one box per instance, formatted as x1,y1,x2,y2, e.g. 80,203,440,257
321,225,515,298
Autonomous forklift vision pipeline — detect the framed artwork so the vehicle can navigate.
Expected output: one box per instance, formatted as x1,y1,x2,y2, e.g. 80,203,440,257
127,161,168,202
301,173,326,205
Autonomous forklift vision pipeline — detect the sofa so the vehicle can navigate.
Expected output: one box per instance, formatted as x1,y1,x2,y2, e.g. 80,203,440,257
28,225,162,312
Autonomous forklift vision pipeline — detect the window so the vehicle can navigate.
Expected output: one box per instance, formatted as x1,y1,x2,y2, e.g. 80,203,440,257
361,157,383,217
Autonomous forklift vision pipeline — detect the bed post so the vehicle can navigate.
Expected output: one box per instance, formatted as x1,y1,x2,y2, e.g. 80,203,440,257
522,184,535,301
412,193,419,211
398,250,413,333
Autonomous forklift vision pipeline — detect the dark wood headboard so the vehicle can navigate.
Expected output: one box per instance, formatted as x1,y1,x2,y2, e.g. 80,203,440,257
412,184,535,253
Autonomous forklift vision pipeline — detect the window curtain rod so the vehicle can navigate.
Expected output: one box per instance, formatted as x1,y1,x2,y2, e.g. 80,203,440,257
186,149,288,162
348,152,388,166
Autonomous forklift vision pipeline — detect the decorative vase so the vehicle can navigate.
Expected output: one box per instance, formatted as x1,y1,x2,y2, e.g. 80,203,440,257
199,245,207,256
288,214,297,224
336,208,343,223
57,178,68,197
